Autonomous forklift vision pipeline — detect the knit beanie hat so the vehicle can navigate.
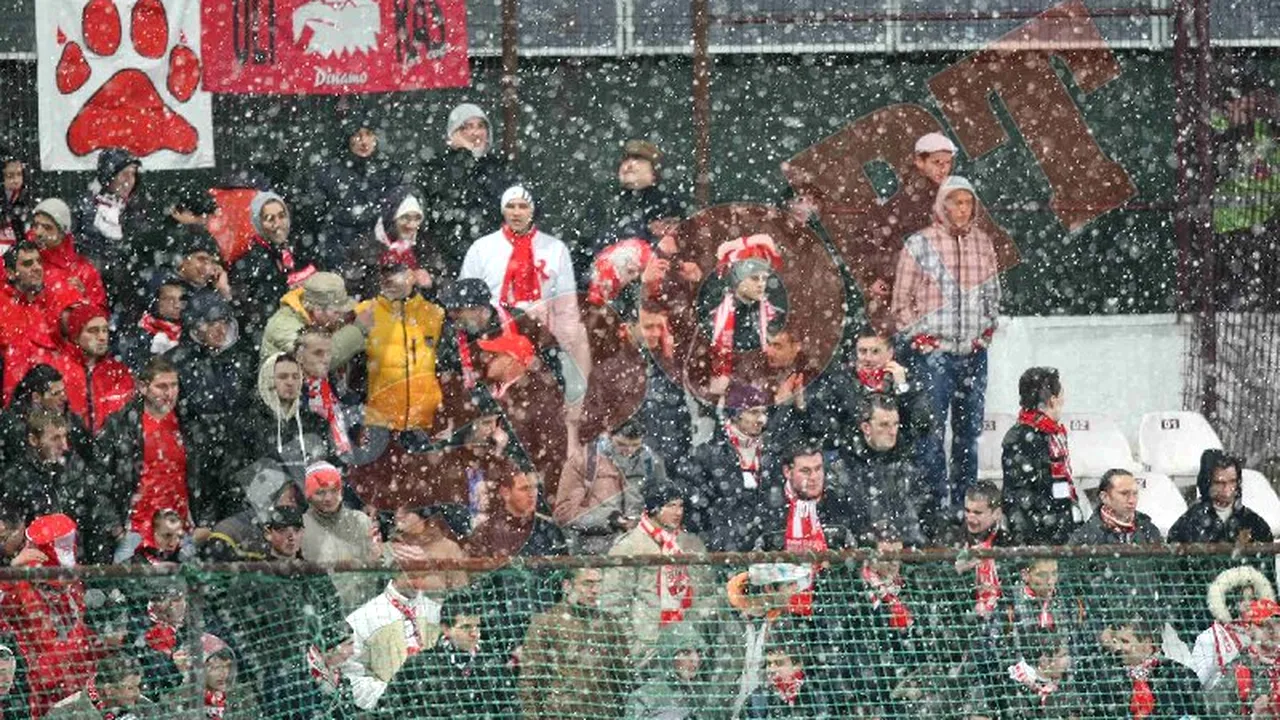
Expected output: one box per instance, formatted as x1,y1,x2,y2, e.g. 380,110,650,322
32,198,72,233
64,303,107,341
446,103,491,142
304,461,343,499
643,481,686,515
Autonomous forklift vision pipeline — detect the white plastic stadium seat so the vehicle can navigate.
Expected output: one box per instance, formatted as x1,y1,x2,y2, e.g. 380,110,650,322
1138,411,1223,488
1135,472,1186,540
1241,469,1280,537
1076,491,1094,523
977,413,1017,482
1062,413,1139,491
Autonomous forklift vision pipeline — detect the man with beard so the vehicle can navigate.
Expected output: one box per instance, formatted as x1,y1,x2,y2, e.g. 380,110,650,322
52,304,135,434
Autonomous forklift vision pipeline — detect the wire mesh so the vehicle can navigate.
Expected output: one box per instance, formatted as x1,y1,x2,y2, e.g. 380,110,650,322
1,548,1278,719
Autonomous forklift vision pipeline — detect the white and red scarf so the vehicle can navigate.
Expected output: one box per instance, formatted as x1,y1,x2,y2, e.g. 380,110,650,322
204,690,227,719
385,589,427,656
254,235,316,287
306,377,351,455
639,513,693,625
1008,660,1059,707
374,218,418,268
1100,505,1138,539
785,483,826,616
1128,655,1160,719
139,312,182,344
500,225,548,307
784,482,827,554
862,564,912,629
771,669,805,706
710,292,778,377
1017,408,1075,500
973,531,1002,618
1212,621,1246,674
86,680,123,720
723,420,761,484
1024,585,1056,629
143,602,180,655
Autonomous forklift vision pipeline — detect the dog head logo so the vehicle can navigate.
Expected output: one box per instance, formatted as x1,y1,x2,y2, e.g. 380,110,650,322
292,0,380,57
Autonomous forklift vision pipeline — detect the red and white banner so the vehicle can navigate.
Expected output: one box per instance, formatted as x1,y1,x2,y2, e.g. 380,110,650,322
36,0,216,171
200,0,471,94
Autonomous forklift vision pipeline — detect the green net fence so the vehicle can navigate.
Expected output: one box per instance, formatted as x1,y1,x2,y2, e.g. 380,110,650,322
3,546,1279,719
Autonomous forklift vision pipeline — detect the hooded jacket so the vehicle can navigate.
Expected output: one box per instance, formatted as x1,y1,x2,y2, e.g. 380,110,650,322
302,127,405,269
73,149,151,309
416,104,517,275
50,340,136,435
356,291,445,431
891,176,1000,350
0,151,32,249
230,191,315,343
1167,449,1274,544
37,231,108,313
625,621,713,720
0,283,73,404
236,352,332,482
202,460,296,562
343,186,445,301
260,286,367,371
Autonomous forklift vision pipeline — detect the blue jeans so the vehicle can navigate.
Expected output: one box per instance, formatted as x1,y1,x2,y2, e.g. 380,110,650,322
906,347,989,509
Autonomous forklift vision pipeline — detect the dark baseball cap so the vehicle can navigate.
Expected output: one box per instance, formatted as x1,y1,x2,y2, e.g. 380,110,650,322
264,505,305,529
438,279,492,310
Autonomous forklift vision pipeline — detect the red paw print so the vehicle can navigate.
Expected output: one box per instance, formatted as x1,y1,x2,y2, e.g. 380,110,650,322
55,0,202,157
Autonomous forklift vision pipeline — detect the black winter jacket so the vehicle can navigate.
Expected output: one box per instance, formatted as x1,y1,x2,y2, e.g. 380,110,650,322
0,450,114,563
1001,419,1078,545
416,148,516,275
302,152,404,270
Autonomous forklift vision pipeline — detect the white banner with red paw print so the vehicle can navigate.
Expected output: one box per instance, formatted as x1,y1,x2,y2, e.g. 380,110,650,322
36,0,215,171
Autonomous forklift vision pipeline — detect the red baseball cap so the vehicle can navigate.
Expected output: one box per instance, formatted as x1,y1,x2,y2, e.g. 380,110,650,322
1246,598,1280,625
478,330,535,367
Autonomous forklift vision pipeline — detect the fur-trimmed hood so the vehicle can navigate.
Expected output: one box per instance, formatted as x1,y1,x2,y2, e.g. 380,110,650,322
1208,565,1275,622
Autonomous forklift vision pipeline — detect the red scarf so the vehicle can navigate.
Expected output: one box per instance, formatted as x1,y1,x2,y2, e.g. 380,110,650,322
205,690,227,719
1017,409,1075,500
710,293,777,377
1128,656,1160,719
856,367,888,390
1024,585,1055,629
86,680,121,720
1100,505,1138,537
386,589,427,656
254,235,316,287
500,225,546,307
1213,621,1245,674
973,531,1001,618
771,668,805,706
144,608,179,655
1236,647,1280,716
306,377,351,455
862,564,912,629
139,312,182,343
639,514,693,625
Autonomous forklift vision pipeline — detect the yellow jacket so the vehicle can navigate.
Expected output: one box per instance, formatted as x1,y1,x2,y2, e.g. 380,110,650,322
357,295,445,430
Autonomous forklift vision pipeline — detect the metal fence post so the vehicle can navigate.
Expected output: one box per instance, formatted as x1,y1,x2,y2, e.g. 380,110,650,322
691,0,712,208
501,0,520,161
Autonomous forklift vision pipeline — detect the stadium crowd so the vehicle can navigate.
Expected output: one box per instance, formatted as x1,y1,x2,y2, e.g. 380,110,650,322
0,105,1275,719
